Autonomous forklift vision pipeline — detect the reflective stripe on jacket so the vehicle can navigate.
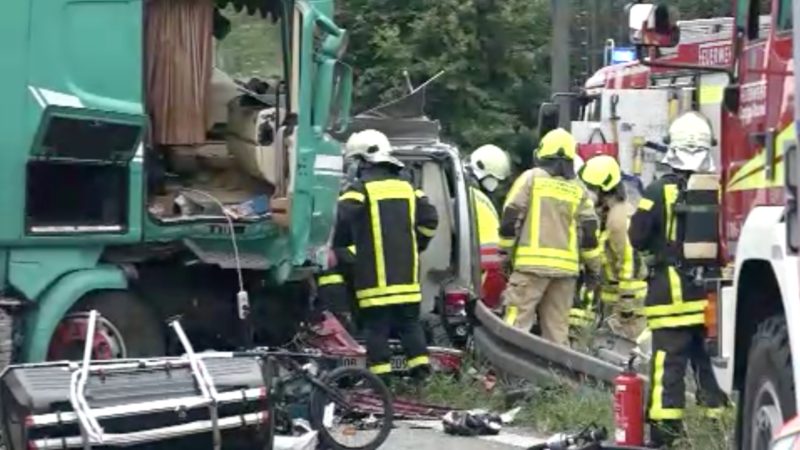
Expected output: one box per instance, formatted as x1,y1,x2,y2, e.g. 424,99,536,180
499,168,602,277
629,174,706,329
471,186,503,270
500,173,527,249
598,199,648,306
332,166,439,309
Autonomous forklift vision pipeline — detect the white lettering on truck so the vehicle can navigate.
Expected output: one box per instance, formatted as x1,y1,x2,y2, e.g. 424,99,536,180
698,42,733,67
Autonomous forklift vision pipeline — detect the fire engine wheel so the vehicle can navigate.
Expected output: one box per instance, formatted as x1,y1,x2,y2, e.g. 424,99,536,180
47,290,165,361
741,316,796,450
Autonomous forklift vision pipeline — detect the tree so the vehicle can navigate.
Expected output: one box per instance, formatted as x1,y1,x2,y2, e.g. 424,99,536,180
336,0,735,172
673,0,732,19
337,0,551,168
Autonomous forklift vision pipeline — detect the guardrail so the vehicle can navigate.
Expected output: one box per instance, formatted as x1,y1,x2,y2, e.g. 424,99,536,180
472,301,650,387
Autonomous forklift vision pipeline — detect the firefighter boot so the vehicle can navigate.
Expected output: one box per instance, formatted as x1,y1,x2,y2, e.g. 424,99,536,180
409,363,432,384
647,420,684,449
606,312,647,342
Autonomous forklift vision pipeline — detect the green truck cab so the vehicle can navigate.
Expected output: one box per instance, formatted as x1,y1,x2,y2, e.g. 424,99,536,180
0,0,351,365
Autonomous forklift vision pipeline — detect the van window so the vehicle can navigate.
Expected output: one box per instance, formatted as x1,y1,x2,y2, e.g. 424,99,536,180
778,0,792,31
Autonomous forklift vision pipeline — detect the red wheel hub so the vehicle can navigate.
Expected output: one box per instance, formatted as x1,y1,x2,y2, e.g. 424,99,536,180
48,315,121,361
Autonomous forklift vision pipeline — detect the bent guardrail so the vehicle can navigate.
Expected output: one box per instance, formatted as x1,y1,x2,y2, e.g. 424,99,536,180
472,301,650,387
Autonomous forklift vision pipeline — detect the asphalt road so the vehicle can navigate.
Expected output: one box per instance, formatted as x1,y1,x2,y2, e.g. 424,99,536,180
381,421,544,450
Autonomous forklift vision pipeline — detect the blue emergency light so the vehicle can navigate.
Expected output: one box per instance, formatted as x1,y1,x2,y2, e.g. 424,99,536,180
610,47,637,64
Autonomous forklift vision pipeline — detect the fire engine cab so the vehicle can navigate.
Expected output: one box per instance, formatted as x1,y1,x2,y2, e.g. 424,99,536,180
620,2,794,449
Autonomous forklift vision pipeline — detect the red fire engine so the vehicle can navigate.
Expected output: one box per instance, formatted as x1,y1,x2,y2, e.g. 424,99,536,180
608,3,796,449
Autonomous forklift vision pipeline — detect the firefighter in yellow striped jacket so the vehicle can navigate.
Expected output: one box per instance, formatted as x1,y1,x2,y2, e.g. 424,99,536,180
315,245,357,330
465,145,512,305
331,129,439,381
314,131,372,330
498,129,602,346
569,155,647,340
629,112,727,447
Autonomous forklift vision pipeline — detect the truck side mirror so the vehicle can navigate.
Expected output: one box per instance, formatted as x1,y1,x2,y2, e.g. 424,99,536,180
723,85,740,113
628,3,680,48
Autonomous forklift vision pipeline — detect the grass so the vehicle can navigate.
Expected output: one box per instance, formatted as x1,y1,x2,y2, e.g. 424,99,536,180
216,6,284,79
399,362,735,449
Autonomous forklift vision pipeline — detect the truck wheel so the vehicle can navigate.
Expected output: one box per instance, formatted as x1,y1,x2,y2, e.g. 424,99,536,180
47,290,165,360
741,316,796,450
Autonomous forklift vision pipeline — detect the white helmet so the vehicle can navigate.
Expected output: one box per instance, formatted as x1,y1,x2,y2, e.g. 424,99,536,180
345,131,366,159
345,129,403,168
662,111,716,172
468,144,511,192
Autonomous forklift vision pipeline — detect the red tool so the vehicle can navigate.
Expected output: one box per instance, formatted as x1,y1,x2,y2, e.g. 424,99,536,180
577,127,619,161
613,355,644,446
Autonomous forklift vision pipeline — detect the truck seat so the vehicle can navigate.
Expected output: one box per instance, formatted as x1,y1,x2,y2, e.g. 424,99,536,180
226,100,284,187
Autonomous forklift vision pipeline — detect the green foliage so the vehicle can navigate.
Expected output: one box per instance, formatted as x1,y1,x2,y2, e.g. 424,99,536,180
216,0,736,172
216,7,284,79
673,0,732,19
336,0,552,166
413,371,733,446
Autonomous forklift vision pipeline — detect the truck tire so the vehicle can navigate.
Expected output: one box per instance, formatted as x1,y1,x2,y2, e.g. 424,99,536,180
48,290,165,360
741,316,796,450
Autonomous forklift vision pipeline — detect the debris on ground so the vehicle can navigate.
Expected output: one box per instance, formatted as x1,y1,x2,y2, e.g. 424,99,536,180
442,410,503,436
391,396,454,420
274,419,318,450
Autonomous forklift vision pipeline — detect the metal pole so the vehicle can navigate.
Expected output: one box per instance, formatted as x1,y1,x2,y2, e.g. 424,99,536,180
590,0,599,73
551,0,572,130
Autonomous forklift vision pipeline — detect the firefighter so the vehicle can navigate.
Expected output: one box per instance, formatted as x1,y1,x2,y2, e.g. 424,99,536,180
313,131,369,330
331,129,439,381
465,144,512,306
499,128,602,346
629,111,727,447
570,155,647,340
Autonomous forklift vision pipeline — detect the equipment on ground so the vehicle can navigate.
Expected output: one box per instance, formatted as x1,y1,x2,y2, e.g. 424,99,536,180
613,356,644,446
231,348,394,450
1,312,275,450
1,311,395,450
527,423,649,450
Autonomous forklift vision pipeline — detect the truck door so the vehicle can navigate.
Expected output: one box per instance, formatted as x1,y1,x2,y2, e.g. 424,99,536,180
289,3,350,267
786,0,800,253
723,0,772,249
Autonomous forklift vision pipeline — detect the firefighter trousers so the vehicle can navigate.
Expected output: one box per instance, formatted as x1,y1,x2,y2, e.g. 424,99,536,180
315,271,356,331
503,271,576,346
647,326,728,444
362,303,429,375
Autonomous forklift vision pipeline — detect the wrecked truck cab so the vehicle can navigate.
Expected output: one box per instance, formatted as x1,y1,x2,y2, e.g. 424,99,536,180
1,0,351,366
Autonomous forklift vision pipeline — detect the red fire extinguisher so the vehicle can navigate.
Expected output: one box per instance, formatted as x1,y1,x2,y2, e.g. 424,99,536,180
614,354,644,446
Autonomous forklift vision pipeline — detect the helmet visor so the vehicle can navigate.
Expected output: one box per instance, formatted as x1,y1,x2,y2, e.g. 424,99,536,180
480,176,499,192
